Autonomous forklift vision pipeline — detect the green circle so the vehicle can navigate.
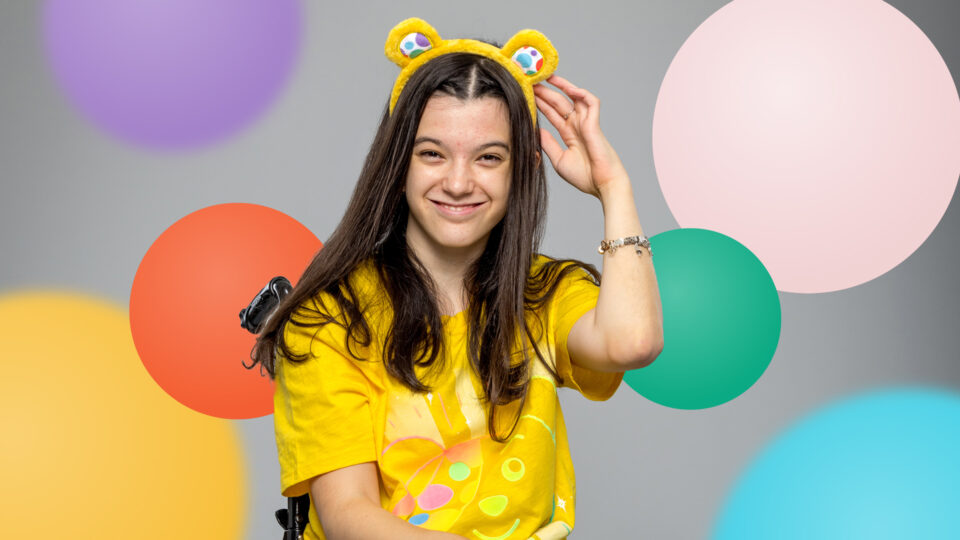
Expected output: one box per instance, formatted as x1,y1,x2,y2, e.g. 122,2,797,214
624,229,781,409
448,461,470,482
500,458,525,482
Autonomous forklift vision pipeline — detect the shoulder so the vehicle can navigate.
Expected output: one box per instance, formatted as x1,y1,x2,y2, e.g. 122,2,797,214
529,253,600,292
283,258,387,359
524,254,600,344
291,258,384,321
528,254,601,336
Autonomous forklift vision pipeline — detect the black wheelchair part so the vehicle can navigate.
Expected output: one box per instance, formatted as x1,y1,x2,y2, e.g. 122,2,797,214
239,276,311,539
239,276,292,334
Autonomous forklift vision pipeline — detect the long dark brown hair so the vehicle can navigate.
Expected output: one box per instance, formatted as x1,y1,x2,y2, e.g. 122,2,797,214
247,51,599,442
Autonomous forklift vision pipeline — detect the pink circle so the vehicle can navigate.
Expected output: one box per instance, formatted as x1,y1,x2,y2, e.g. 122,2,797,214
417,484,454,511
652,0,960,293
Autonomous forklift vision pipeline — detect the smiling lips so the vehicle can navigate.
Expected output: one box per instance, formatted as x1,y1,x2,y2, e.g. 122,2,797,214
431,200,485,216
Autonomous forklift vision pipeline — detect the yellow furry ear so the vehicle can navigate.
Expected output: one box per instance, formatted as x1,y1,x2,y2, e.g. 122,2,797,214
384,18,559,123
502,29,558,85
384,18,442,68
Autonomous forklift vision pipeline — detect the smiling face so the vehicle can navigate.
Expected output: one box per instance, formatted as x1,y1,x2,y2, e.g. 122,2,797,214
404,94,512,264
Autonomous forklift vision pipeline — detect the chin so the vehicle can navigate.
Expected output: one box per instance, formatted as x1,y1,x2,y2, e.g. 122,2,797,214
441,239,485,251
430,233,488,252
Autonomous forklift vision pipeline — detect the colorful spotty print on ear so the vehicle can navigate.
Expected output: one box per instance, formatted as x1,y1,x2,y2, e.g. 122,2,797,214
384,17,558,123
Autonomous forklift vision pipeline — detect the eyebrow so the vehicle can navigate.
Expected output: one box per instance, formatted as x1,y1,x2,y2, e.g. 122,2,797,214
413,137,510,153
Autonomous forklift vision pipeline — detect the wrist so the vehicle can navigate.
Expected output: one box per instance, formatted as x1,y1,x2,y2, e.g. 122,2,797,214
596,175,633,203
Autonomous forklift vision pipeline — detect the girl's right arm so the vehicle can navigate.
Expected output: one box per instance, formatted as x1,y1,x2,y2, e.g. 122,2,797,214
310,462,464,540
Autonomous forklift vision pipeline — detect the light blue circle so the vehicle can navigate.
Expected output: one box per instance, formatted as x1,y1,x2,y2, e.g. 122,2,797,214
409,513,429,526
516,53,532,68
712,387,960,540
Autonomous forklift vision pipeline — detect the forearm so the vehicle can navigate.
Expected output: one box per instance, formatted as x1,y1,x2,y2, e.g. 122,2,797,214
594,176,664,367
320,497,464,540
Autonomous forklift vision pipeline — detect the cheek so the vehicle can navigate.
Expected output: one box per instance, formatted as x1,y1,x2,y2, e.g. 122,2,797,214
404,189,422,223
497,175,513,205
402,169,414,193
403,170,424,202
493,185,511,221
404,163,437,195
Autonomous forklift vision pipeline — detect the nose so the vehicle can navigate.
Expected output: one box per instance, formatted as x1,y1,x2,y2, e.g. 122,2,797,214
441,159,474,196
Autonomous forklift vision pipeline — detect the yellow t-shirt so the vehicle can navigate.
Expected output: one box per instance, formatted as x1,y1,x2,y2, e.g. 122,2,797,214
273,255,622,540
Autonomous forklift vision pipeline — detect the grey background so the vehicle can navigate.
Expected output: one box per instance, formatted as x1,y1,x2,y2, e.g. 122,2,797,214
2,1,959,538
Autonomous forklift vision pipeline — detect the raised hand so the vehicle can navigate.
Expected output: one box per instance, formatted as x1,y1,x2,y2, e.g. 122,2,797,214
533,75,629,199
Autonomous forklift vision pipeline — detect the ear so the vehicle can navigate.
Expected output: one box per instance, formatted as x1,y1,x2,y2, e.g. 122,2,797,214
385,18,443,68
501,29,558,85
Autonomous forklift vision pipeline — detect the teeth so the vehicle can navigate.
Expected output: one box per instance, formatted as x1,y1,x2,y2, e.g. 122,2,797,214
438,203,478,211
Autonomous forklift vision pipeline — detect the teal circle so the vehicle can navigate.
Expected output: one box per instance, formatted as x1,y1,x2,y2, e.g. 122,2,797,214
712,387,960,539
624,228,780,409
448,461,470,481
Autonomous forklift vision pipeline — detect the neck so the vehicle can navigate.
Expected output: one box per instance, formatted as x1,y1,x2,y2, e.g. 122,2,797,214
405,234,486,317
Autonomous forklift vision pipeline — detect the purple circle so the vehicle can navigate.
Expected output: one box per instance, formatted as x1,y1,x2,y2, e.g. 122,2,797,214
43,0,302,150
415,33,429,47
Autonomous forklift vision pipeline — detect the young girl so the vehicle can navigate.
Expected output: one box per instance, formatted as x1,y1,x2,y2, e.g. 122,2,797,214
250,19,663,540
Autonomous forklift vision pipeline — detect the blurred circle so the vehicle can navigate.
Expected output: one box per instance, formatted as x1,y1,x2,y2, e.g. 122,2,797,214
43,0,303,149
0,291,247,538
652,0,960,293
130,203,321,419
712,387,960,539
624,229,780,409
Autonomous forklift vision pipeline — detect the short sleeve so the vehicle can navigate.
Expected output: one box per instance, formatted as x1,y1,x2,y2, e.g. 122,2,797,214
552,265,624,401
273,315,378,498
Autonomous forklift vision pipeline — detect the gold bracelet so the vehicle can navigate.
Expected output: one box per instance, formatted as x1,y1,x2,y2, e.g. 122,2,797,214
598,235,652,256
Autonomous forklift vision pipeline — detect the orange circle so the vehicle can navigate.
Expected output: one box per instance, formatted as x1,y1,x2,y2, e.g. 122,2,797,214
130,203,321,418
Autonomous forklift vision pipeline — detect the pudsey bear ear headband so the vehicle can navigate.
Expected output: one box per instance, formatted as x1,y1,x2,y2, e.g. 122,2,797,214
385,17,558,123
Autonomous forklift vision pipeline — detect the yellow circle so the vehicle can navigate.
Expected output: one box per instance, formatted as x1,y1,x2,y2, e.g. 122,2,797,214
0,291,247,538
500,457,525,482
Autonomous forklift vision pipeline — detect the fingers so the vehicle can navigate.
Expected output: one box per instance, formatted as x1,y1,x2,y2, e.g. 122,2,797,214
543,75,601,131
533,84,575,124
534,95,569,132
548,75,598,104
546,74,578,93
538,128,564,170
